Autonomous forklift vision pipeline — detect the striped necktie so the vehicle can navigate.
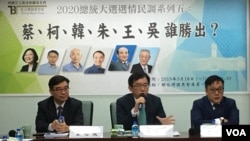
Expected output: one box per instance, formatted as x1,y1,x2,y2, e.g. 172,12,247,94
213,104,219,110
123,62,128,70
57,106,63,118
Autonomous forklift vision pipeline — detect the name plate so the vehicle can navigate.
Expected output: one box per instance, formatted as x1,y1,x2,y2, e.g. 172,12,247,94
69,126,103,138
139,125,174,138
200,124,222,137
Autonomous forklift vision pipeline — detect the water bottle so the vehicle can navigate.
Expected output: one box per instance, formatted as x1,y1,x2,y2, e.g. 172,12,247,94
131,120,139,138
58,115,65,123
2,135,8,141
16,128,23,141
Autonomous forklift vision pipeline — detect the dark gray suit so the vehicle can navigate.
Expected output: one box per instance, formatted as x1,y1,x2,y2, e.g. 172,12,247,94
108,60,131,71
116,93,166,130
191,96,239,132
130,63,152,73
35,96,83,132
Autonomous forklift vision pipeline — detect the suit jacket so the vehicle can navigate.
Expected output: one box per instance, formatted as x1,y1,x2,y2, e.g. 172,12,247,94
116,93,166,130
130,63,152,73
20,62,38,72
35,96,84,132
191,96,239,132
108,60,130,71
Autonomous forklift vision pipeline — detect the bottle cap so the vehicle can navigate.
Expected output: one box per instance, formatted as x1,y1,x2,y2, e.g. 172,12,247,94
2,135,8,138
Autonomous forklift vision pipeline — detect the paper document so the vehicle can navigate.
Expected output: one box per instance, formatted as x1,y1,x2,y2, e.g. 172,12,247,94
44,132,69,138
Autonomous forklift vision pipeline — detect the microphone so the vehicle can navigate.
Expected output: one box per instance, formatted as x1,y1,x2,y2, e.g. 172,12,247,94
189,124,196,136
9,129,16,137
138,93,146,111
188,128,196,136
138,103,143,111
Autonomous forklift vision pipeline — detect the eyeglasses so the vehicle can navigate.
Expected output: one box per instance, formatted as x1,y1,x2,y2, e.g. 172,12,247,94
208,87,224,93
53,87,69,93
140,56,150,59
132,84,149,89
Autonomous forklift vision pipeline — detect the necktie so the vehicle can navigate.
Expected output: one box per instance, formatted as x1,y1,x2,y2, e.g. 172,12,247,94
138,105,147,125
58,106,63,118
143,67,147,73
213,104,219,110
123,62,128,70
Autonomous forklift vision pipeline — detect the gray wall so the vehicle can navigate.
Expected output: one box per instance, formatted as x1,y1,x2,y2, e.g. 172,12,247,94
0,94,249,135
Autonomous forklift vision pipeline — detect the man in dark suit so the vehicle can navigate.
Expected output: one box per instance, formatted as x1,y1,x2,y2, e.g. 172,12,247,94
191,75,239,133
35,75,83,133
108,46,131,71
116,72,175,130
131,49,152,73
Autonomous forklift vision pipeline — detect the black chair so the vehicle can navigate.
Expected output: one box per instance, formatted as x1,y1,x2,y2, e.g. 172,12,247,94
110,102,117,128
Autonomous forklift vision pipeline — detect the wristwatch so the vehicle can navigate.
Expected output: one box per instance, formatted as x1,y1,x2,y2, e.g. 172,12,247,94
220,117,225,124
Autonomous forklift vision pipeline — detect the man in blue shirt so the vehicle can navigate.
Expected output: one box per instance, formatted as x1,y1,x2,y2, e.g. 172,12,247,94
38,50,59,75
62,48,83,72
84,50,105,74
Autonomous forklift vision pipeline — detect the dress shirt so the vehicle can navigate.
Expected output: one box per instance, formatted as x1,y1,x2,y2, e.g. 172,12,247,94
84,64,105,74
48,102,65,131
141,65,148,73
117,93,166,130
38,63,59,75
62,62,83,72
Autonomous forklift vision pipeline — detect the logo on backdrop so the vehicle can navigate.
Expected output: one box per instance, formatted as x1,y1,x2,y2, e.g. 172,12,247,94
8,0,47,15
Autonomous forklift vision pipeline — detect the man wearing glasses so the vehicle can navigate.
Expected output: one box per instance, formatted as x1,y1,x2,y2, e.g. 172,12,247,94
35,75,83,133
191,75,239,133
116,72,175,130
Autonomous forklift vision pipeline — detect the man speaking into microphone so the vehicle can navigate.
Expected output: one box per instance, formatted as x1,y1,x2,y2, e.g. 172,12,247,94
116,72,175,130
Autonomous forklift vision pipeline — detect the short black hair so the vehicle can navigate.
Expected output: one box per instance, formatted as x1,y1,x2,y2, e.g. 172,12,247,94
128,72,150,87
205,75,224,88
47,50,59,56
48,75,69,89
93,50,105,57
22,48,39,62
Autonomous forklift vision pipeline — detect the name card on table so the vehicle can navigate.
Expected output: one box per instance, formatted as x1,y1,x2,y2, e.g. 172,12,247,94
200,124,222,137
69,126,103,138
139,125,174,138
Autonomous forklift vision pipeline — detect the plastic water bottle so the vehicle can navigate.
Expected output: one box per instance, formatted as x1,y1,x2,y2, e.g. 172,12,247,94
2,135,8,141
16,128,23,141
131,120,139,138
58,115,65,123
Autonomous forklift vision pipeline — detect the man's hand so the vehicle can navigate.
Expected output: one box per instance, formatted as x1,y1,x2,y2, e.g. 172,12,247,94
133,96,146,112
51,119,69,133
156,115,176,125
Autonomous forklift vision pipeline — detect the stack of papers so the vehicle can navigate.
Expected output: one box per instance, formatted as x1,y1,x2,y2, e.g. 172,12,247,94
0,137,32,141
139,125,174,138
44,132,69,138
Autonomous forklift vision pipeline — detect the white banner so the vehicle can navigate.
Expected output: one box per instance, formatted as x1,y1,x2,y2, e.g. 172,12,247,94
0,0,248,95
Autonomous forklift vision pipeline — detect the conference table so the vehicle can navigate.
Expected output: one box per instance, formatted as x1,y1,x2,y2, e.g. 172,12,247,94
32,132,221,141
